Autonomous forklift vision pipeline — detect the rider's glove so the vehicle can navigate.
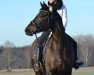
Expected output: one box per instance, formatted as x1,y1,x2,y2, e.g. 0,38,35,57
49,6,53,12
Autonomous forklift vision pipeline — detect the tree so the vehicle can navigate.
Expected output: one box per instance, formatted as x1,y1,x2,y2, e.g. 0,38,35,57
74,34,94,67
3,41,15,71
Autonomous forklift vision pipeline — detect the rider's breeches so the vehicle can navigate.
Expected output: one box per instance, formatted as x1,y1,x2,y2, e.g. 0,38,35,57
66,34,78,60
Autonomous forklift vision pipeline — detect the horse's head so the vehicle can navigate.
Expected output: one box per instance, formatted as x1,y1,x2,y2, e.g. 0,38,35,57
25,2,61,36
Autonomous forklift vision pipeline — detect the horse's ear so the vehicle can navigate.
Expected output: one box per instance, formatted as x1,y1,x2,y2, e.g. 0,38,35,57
40,2,44,8
43,1,48,9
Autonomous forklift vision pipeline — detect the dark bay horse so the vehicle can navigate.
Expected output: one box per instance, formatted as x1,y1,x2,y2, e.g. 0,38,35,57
25,2,75,75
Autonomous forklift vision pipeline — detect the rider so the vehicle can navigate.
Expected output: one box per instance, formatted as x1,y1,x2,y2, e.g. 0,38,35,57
36,0,83,69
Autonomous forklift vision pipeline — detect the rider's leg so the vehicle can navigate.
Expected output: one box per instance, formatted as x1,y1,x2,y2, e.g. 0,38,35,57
34,30,50,69
38,30,50,61
65,34,83,69
66,34,78,59
38,30,50,45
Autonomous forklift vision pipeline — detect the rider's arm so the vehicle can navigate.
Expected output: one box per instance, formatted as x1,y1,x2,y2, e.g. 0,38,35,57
62,4,68,28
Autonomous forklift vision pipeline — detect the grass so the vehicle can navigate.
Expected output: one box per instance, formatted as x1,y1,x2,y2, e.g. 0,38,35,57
0,69,35,75
72,67,94,75
0,67,94,75
0,71,34,75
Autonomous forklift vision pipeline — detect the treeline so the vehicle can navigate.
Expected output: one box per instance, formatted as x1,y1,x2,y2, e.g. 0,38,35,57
0,34,94,70
0,41,31,70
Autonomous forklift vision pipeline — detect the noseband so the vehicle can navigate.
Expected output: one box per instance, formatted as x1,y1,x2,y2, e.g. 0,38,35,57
30,21,39,30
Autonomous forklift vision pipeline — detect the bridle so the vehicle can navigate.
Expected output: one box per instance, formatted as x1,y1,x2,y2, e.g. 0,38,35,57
29,21,40,43
30,21,39,30
30,10,53,63
30,10,51,42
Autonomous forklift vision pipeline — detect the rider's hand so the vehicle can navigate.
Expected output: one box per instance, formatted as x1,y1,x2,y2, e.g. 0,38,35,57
49,6,53,12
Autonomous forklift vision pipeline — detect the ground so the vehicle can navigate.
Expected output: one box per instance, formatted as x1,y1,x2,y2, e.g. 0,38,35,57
0,67,94,75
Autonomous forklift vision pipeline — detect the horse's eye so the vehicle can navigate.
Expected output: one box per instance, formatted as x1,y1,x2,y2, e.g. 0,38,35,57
39,14,45,18
40,11,48,17
39,13,44,17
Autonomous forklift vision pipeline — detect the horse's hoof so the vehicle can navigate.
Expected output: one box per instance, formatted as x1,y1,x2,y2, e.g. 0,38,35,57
34,64,39,71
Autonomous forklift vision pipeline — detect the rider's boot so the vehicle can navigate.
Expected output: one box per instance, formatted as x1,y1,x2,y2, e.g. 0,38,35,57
73,44,84,69
34,45,43,70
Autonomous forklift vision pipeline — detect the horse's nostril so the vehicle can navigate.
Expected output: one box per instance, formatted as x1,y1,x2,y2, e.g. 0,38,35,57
25,29,28,32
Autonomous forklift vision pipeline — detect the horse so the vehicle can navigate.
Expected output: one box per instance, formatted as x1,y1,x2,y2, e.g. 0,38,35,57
25,2,75,75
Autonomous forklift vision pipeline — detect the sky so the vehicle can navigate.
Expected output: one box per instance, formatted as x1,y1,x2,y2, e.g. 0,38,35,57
0,0,94,46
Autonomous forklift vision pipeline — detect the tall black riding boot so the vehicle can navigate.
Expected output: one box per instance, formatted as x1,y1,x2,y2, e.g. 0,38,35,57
66,34,83,69
73,42,84,69
34,45,43,71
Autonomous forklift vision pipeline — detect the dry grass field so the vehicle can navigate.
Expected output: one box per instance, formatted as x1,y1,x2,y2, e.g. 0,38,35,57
0,67,94,75
72,67,94,75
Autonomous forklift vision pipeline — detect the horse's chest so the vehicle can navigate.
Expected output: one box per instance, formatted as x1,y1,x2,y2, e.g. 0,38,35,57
45,51,62,70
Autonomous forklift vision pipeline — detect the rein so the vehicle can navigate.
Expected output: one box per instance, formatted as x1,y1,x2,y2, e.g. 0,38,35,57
35,33,39,43
32,10,51,44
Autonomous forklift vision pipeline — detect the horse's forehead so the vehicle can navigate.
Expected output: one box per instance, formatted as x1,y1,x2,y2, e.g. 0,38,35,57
39,10,49,15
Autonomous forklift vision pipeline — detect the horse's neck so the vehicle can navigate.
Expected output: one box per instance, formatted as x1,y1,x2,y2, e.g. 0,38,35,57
52,29,61,41
47,28,65,54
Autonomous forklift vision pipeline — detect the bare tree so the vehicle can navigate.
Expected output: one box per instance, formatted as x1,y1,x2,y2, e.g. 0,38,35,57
3,41,15,71
74,34,94,67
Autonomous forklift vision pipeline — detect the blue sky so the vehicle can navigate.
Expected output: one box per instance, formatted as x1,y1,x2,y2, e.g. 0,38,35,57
0,0,94,46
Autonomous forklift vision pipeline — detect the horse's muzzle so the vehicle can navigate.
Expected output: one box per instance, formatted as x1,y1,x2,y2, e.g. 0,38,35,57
25,29,33,36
